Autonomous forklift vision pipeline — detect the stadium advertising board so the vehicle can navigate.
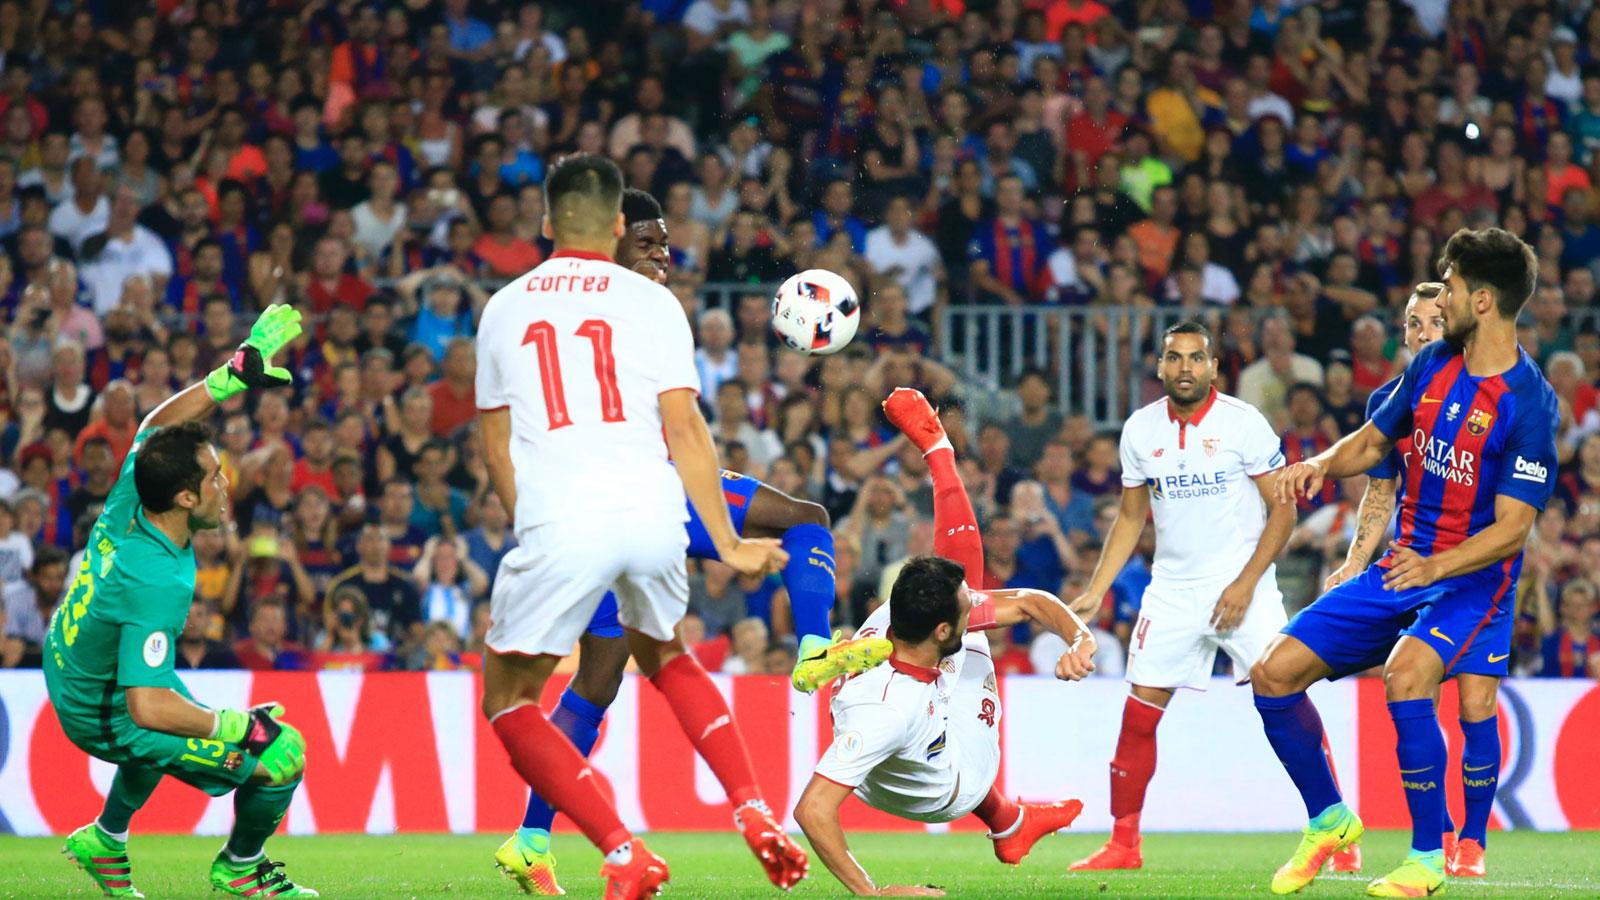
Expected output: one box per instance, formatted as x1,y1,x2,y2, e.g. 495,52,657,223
0,672,1595,835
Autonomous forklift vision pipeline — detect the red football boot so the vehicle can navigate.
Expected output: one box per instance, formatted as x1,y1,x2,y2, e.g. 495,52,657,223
1330,842,1362,873
1448,838,1486,877
736,801,809,890
599,839,669,900
991,799,1084,865
882,388,947,454
1068,839,1143,871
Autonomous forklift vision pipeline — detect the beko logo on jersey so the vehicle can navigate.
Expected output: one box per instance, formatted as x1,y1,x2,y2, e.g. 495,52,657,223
1147,471,1228,499
1512,456,1549,483
1412,429,1476,486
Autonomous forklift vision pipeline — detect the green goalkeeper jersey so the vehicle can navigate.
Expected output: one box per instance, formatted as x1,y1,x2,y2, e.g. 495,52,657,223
44,428,200,746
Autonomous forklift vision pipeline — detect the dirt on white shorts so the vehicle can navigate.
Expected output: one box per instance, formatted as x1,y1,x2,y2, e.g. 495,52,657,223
486,513,689,656
1125,570,1287,691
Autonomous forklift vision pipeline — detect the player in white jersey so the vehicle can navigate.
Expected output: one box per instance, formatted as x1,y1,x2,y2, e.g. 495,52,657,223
1067,320,1297,872
794,388,1097,897
475,155,804,900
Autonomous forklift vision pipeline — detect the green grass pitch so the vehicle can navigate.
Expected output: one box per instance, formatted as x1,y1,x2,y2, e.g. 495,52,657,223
2,830,1597,898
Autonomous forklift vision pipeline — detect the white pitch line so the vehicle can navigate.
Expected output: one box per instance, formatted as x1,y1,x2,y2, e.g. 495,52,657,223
1319,873,1600,891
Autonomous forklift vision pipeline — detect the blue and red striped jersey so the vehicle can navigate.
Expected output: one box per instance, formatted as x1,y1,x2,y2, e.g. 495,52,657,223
1369,341,1559,569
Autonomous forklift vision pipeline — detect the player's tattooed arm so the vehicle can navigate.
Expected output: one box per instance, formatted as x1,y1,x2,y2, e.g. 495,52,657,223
1346,476,1398,570
795,776,941,896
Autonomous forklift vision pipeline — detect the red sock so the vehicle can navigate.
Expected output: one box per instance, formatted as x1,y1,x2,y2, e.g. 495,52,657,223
927,447,984,585
973,784,1022,833
1109,696,1164,847
490,703,631,853
650,653,761,807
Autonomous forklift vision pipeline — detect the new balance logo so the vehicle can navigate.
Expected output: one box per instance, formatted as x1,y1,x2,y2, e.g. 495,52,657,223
1511,456,1548,483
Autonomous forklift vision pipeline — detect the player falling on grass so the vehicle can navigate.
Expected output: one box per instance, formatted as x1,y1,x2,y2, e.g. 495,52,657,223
45,304,316,898
792,387,1096,898
496,187,888,895
1324,281,1507,879
475,156,809,900
1259,228,1557,898
1065,320,1297,872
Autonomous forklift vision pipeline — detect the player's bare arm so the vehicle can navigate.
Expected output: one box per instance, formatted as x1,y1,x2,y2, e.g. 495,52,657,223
1213,475,1296,633
1068,483,1149,618
794,775,945,897
1326,474,1398,589
478,407,517,521
1382,494,1539,591
1275,421,1395,505
660,387,787,577
983,588,1097,680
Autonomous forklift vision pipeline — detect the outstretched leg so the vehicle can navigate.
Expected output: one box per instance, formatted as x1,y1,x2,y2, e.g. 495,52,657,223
882,388,984,582
743,485,835,644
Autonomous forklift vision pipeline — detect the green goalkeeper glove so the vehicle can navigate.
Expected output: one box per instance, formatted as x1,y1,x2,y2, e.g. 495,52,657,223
213,702,306,785
205,303,304,402
254,719,307,786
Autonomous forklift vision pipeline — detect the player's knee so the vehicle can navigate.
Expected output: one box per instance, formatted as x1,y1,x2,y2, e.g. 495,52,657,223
790,500,830,529
571,665,625,708
1381,665,1433,702
1458,683,1499,722
1250,649,1302,697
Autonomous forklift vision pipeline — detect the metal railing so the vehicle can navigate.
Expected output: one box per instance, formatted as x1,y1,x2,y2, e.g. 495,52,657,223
938,304,1600,430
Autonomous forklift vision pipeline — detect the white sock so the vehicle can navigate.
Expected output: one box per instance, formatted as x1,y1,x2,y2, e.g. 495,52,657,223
989,809,1025,840
223,848,265,865
924,436,952,456
94,819,129,844
605,842,633,866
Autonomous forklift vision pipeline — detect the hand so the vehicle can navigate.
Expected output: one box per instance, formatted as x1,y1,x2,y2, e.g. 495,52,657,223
1055,637,1097,681
718,537,789,578
1323,561,1363,591
1381,543,1444,591
253,718,307,786
876,887,945,897
1210,579,1254,633
212,707,252,743
204,304,303,402
1275,460,1325,506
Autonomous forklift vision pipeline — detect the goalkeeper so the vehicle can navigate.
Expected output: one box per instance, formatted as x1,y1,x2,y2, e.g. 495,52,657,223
44,304,318,898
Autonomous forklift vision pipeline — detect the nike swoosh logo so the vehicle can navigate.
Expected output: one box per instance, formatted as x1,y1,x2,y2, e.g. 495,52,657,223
1419,397,1442,405
1429,627,1456,646
1399,767,1432,774
1486,652,1509,663
1463,763,1495,772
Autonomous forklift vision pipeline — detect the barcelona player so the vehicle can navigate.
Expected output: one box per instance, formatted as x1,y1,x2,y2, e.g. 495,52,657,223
1258,229,1558,898
497,188,889,894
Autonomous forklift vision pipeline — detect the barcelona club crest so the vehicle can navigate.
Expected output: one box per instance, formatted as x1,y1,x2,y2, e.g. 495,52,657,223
1465,408,1493,436
1202,438,1220,457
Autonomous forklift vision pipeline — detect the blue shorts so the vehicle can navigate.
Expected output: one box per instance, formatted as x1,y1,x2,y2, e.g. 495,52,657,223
1283,562,1516,679
586,471,763,638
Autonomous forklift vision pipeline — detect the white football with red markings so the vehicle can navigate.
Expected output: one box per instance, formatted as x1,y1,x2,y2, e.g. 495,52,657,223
771,268,861,356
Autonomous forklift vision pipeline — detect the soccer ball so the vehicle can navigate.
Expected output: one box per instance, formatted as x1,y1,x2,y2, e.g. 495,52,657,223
770,268,861,356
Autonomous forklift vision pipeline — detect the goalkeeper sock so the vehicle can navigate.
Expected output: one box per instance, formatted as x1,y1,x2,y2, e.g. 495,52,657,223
781,523,835,643
1459,715,1500,846
1255,691,1342,820
927,447,984,585
649,652,760,807
521,689,609,832
225,779,298,860
1109,695,1163,847
492,703,631,854
1389,699,1446,853
98,765,163,838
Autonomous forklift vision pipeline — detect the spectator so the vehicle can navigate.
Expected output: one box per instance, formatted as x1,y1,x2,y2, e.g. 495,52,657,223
838,476,912,590
415,535,487,640
1237,317,1325,428
1002,369,1064,470
0,545,67,667
175,599,241,669
233,599,306,671
987,626,1035,676
464,492,517,589
722,616,771,675
864,196,944,319
47,157,107,253
968,174,1049,304
327,524,423,643
79,185,172,315
73,379,137,468
306,236,375,316
1540,579,1598,677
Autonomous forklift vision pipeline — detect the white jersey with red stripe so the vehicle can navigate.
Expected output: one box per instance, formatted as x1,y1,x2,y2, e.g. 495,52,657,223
475,249,700,535
1118,388,1285,583
814,592,1001,823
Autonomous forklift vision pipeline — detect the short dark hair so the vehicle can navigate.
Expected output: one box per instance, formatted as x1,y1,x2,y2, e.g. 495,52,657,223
545,154,623,240
622,188,663,226
135,422,211,513
1437,227,1538,319
888,556,965,644
32,545,68,575
1163,320,1213,346
1287,382,1325,407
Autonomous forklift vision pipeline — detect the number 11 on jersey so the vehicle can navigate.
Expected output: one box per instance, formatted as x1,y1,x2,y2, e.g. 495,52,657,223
523,318,625,430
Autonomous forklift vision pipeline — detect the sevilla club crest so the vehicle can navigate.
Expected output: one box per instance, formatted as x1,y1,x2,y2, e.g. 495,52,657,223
1202,438,1220,457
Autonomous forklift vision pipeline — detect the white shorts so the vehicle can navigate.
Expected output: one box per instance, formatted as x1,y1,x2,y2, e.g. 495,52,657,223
1125,570,1287,691
933,641,1003,824
485,513,689,655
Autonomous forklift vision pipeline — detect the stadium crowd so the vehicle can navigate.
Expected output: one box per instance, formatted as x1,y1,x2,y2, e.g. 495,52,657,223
0,0,1598,680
